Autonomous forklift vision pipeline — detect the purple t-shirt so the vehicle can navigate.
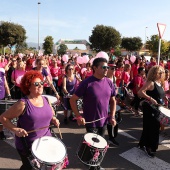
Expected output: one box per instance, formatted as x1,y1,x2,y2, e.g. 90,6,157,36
15,96,52,152
75,76,116,127
0,70,5,99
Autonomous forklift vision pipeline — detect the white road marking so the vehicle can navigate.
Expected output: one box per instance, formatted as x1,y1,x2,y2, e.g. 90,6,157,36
118,129,137,140
120,147,170,170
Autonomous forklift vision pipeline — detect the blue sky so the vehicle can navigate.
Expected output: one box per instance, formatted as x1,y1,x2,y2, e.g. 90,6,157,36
1,0,170,49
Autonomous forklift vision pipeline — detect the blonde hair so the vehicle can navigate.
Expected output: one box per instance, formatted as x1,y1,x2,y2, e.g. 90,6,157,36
146,65,165,86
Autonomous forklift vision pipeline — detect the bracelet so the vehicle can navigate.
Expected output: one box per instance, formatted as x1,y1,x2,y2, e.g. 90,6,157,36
109,115,115,119
73,116,82,120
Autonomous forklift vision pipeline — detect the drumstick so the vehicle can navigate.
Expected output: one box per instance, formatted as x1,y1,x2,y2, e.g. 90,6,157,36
27,125,54,134
10,85,15,90
85,117,106,124
57,126,63,139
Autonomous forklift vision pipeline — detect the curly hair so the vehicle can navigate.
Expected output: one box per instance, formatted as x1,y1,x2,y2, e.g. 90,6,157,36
146,65,165,86
20,70,43,95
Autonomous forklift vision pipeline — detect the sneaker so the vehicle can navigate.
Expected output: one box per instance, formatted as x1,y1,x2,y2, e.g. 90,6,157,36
0,131,6,140
144,147,155,158
108,138,119,146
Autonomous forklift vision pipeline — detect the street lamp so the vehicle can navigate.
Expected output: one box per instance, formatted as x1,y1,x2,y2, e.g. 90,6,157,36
38,2,41,53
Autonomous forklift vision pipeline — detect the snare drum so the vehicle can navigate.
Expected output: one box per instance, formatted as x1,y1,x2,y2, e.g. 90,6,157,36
0,100,18,125
157,106,170,126
77,133,108,166
0,100,17,114
31,136,68,170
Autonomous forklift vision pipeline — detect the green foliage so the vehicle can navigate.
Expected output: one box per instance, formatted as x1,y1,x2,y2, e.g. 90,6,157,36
121,37,143,52
57,44,68,56
43,36,54,54
89,25,121,52
147,34,170,56
0,21,27,47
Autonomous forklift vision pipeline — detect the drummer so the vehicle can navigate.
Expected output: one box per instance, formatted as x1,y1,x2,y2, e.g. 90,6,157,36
70,58,117,170
0,68,11,140
0,70,60,170
62,64,82,124
137,65,165,158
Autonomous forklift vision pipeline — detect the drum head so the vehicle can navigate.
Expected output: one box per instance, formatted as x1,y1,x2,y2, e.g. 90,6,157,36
159,106,170,117
42,95,57,104
31,136,66,165
84,133,107,149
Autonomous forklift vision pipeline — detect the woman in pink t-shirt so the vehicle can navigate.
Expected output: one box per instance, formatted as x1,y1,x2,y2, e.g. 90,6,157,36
82,63,93,80
11,60,26,99
115,62,124,87
0,55,8,68
131,67,145,116
50,59,60,93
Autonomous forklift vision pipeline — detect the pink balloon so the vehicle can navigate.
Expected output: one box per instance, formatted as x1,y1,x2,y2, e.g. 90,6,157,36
130,56,136,63
125,60,129,64
62,54,68,62
83,55,89,64
96,51,109,61
81,68,87,74
77,56,84,64
89,58,95,65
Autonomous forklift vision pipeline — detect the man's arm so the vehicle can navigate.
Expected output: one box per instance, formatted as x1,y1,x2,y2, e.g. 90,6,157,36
109,96,117,126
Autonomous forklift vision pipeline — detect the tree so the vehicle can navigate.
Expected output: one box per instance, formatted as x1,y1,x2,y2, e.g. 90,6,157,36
15,42,28,54
0,21,27,48
89,25,121,52
121,37,143,52
57,44,68,56
43,36,54,55
146,34,170,56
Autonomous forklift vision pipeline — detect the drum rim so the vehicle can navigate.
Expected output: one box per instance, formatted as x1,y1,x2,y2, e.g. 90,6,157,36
83,133,107,149
42,95,58,104
31,136,67,165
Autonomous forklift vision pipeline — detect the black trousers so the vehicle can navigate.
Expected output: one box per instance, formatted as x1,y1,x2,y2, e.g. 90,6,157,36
17,149,32,170
107,123,118,139
138,102,160,151
131,94,143,110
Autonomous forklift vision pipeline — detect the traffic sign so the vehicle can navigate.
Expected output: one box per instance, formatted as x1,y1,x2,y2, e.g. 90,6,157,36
157,23,166,39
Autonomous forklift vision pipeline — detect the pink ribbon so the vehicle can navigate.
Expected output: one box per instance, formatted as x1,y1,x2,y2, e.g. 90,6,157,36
83,141,91,147
104,145,109,153
160,117,169,126
93,149,100,161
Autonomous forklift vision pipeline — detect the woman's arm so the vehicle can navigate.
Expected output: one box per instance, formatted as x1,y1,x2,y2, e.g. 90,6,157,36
137,81,157,104
62,76,68,94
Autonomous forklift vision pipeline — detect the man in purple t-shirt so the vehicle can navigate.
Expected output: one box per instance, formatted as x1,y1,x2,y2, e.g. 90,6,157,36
70,57,117,170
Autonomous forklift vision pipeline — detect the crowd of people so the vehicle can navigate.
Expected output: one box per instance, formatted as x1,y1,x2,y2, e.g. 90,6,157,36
0,52,170,169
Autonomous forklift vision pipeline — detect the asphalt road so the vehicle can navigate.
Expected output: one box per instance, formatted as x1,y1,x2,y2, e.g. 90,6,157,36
1,109,170,170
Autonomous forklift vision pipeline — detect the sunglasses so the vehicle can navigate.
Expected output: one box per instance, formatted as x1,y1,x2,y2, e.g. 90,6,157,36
12,60,17,62
33,81,44,86
102,66,110,69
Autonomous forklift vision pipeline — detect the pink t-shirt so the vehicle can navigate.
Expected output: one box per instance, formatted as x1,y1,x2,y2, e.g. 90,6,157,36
115,69,122,87
131,64,139,78
11,70,25,87
83,70,93,79
133,75,144,94
50,67,60,78
164,80,169,92
121,71,130,84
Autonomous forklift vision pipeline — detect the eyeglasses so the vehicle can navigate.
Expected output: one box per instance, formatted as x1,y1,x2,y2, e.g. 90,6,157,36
12,60,17,62
33,81,44,86
38,63,44,66
102,66,110,69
